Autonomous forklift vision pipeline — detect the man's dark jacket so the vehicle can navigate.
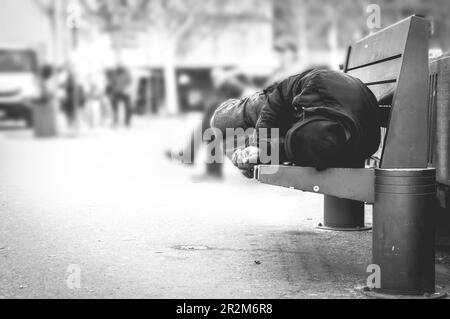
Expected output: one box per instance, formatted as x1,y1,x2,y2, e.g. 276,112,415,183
256,69,380,162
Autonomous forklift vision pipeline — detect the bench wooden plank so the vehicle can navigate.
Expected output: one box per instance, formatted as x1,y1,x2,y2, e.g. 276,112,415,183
347,57,402,85
346,17,411,70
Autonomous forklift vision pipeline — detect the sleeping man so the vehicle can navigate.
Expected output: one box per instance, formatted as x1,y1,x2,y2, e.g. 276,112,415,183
211,69,381,177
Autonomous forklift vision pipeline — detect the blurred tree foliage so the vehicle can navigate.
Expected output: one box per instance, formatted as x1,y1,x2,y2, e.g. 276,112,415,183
274,0,368,51
33,0,450,112
35,0,450,53
274,0,450,52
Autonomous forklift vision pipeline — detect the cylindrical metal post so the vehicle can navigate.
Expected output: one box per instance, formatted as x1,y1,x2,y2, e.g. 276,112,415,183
373,168,436,295
321,196,367,230
318,160,370,231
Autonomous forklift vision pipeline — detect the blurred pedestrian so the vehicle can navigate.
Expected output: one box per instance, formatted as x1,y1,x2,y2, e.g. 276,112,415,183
166,69,246,181
33,64,63,136
62,65,85,130
85,72,110,128
41,65,58,101
109,63,133,127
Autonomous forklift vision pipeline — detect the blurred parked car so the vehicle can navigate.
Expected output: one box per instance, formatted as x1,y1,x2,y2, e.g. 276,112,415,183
0,45,43,126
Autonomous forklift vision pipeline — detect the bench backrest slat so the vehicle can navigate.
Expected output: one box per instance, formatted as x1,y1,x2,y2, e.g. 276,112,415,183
346,18,412,70
347,58,402,87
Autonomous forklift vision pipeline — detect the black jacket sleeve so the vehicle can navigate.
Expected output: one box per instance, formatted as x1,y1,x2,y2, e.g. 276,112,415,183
255,83,287,130
247,77,296,164
255,69,315,132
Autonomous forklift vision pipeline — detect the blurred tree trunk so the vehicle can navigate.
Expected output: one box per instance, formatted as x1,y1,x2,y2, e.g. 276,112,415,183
325,6,340,69
51,0,60,64
34,0,65,64
297,2,309,69
163,37,179,115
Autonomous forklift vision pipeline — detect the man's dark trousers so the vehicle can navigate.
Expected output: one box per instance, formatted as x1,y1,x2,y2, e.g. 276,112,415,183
112,93,132,127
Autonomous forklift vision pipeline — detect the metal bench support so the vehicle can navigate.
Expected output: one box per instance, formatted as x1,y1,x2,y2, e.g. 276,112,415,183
318,196,370,231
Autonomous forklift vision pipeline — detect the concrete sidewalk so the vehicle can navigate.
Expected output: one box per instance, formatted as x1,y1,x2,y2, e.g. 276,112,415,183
0,117,449,299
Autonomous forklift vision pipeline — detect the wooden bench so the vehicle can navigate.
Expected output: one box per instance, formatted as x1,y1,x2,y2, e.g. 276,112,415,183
257,15,430,227
256,16,442,297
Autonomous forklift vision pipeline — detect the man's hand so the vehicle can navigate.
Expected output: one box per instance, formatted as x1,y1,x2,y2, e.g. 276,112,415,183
231,146,260,170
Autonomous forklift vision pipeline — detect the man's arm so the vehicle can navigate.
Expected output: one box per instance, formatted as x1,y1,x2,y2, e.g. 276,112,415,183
248,80,291,155
255,83,287,132
255,69,313,132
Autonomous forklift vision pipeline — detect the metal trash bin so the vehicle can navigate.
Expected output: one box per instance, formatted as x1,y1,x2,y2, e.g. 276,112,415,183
373,168,436,295
32,98,59,138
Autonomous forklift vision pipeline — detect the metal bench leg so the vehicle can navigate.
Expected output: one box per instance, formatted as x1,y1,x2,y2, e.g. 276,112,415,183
317,196,371,231
367,168,446,298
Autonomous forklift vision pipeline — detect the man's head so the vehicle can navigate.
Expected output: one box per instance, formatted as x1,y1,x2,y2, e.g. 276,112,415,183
284,119,348,170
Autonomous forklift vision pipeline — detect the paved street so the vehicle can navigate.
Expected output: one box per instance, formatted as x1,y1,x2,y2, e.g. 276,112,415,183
0,116,449,299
